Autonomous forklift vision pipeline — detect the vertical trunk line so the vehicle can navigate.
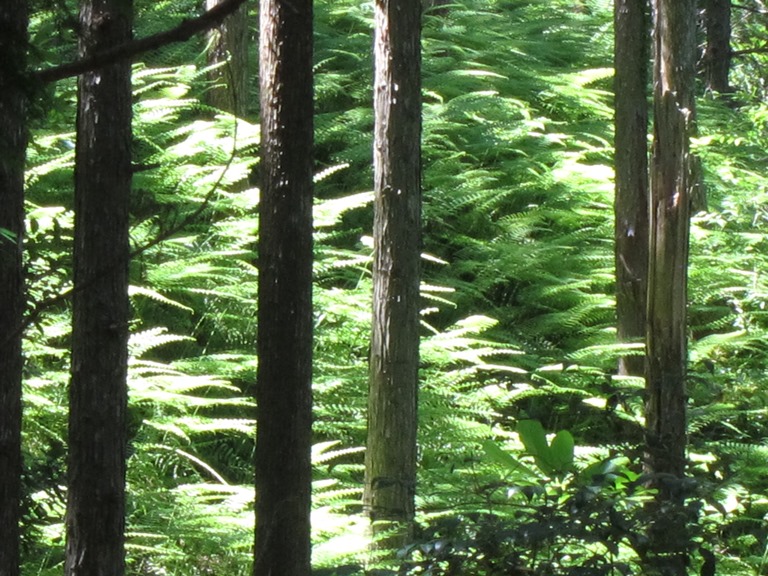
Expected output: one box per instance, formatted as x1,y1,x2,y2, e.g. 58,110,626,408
614,0,650,379
364,0,422,551
65,0,133,574
254,0,314,574
0,2,28,575
645,0,697,572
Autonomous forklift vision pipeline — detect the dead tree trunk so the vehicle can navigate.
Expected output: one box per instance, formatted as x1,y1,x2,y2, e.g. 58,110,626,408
645,0,697,572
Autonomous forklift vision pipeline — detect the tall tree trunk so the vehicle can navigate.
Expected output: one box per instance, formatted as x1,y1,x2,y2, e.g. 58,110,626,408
65,0,133,574
363,0,422,548
614,0,649,378
254,0,314,574
0,2,28,575
645,0,697,572
703,0,732,93
205,0,249,116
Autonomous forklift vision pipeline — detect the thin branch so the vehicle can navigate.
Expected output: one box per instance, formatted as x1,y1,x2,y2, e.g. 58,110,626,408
4,113,242,349
36,0,248,84
732,46,768,57
732,3,768,15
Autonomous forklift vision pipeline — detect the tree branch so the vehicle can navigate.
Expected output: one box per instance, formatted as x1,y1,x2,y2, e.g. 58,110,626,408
732,46,768,57
36,0,248,84
3,110,243,350
732,3,768,15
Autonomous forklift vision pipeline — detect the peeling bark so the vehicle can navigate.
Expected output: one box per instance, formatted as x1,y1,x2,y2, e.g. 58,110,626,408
645,0,697,572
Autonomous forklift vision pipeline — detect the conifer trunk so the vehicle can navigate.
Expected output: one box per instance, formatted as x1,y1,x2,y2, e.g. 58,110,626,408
205,0,249,116
645,0,697,572
65,0,133,574
254,0,314,574
363,0,422,547
614,0,649,378
704,0,731,94
0,2,28,575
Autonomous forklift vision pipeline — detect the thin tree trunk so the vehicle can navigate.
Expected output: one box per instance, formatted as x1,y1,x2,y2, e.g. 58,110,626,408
65,0,133,574
614,0,649,378
363,0,422,549
205,0,249,116
704,0,732,93
254,0,314,574
0,2,28,575
645,0,697,572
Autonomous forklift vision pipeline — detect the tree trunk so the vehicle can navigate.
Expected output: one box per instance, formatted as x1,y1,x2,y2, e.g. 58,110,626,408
703,0,732,93
645,0,697,572
205,0,249,116
363,0,422,549
65,0,133,574
254,0,314,574
614,0,649,378
0,2,28,575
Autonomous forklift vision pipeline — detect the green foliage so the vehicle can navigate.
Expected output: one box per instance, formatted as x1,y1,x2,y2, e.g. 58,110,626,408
19,0,768,575
516,419,575,476
404,440,659,576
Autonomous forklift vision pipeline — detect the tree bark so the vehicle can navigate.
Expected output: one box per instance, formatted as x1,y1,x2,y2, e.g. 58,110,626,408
254,0,314,574
614,0,649,378
0,2,28,575
205,0,249,116
36,0,248,84
645,0,697,572
65,0,133,574
704,0,732,93
363,0,422,548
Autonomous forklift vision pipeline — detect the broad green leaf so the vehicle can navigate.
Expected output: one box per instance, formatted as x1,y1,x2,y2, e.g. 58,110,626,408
517,420,549,461
548,430,574,472
482,439,536,477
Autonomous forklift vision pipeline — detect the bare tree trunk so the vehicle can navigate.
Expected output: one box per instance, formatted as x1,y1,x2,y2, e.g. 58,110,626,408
0,2,28,575
65,0,133,574
364,0,422,550
703,0,732,93
254,0,314,574
645,0,697,572
614,0,649,378
205,0,249,116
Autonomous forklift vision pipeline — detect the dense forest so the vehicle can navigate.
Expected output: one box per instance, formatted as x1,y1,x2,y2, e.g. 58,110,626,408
4,0,768,575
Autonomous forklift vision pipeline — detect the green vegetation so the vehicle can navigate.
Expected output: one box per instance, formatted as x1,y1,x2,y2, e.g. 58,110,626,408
18,0,768,574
